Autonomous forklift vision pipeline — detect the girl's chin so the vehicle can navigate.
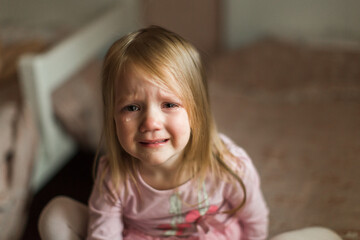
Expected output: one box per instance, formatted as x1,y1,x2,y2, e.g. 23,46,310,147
138,154,181,169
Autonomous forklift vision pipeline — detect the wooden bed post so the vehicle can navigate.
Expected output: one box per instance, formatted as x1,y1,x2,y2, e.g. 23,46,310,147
18,0,141,192
19,55,76,192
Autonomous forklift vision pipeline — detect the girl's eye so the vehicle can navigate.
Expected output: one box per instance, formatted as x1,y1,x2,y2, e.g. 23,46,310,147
124,105,140,112
163,102,179,108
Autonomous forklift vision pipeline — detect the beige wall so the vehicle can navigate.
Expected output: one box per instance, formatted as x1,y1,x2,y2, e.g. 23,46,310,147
0,0,115,28
2,0,360,51
142,0,221,55
224,0,360,49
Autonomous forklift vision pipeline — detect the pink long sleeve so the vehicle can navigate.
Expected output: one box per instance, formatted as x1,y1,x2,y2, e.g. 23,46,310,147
220,134,269,240
87,159,124,240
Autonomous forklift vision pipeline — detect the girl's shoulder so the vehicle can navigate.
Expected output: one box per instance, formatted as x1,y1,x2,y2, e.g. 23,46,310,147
95,155,111,177
95,155,140,195
93,156,113,189
93,156,137,205
219,133,258,180
94,156,125,192
219,133,251,164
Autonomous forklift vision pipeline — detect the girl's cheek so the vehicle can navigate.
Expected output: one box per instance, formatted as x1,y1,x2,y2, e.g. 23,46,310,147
114,115,134,136
116,113,136,124
171,110,191,132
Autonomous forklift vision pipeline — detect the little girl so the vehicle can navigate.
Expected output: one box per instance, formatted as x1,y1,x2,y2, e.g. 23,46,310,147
40,26,269,239
85,25,269,239
38,26,344,240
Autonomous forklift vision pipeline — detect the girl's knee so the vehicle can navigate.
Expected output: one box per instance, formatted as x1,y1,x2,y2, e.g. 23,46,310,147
38,196,88,240
39,196,71,237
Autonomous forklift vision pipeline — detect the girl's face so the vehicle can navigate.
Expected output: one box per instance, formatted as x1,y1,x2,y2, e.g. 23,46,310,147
114,66,191,171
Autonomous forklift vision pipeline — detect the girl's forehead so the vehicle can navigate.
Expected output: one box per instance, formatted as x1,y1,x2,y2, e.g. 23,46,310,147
118,64,179,95
115,65,180,100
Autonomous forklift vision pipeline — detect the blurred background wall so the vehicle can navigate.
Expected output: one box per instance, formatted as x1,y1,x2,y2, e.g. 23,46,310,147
0,0,115,29
142,0,221,55
224,0,360,49
1,0,360,50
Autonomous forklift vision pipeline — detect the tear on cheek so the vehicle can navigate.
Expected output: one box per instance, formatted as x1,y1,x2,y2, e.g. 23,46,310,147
120,115,133,123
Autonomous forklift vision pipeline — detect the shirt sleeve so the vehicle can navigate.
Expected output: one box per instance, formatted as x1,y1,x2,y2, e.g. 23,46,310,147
87,157,124,240
221,135,269,240
237,157,269,240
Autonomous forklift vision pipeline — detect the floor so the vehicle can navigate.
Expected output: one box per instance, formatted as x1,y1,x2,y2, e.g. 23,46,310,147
21,150,94,240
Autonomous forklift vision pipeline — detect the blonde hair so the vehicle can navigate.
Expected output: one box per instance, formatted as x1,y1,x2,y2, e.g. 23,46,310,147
98,26,246,213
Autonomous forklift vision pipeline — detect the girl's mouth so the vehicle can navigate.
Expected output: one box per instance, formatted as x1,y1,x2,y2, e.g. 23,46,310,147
139,139,169,147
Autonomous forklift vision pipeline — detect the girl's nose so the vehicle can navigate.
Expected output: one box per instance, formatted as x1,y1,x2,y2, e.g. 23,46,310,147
139,108,162,133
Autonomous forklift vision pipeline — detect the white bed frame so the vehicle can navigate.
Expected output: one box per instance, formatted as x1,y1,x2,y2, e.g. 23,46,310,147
18,0,140,192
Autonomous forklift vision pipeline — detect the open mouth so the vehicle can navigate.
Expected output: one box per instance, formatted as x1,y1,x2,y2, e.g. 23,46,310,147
139,139,169,146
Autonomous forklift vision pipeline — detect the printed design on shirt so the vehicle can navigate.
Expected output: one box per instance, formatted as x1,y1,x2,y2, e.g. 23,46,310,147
156,183,219,236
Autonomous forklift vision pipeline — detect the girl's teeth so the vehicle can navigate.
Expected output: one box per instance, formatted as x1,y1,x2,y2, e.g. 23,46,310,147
142,139,167,144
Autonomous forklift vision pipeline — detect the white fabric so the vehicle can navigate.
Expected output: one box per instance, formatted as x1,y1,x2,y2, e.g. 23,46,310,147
270,227,342,240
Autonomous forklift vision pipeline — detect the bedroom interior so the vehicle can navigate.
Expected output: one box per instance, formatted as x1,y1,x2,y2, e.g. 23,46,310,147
0,0,359,239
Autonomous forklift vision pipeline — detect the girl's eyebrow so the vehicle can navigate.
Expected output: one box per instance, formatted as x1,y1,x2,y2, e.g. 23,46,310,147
115,95,136,106
158,89,181,101
115,98,126,106
115,87,181,105
115,90,141,104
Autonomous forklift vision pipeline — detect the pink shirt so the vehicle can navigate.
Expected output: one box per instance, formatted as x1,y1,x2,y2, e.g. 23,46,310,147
87,135,269,240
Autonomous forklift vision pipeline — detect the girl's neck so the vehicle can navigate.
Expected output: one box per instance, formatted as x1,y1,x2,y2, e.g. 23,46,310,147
139,158,191,190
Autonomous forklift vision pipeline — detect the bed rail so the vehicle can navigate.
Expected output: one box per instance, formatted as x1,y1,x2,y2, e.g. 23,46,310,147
18,1,140,192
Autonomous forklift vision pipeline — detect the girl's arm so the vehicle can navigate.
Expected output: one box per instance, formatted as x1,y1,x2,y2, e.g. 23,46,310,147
221,135,269,240
236,158,269,240
87,157,124,240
